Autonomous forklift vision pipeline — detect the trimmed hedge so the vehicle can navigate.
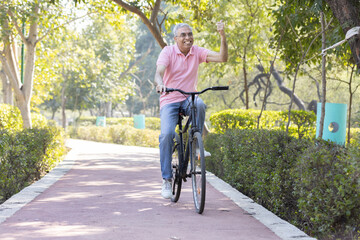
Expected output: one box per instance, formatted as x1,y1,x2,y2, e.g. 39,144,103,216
295,141,360,238
209,109,316,139
204,129,360,239
68,125,160,148
0,104,23,131
0,104,66,204
76,116,161,130
0,127,65,203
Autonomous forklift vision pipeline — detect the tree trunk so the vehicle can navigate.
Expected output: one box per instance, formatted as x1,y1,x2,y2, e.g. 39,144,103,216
0,68,13,105
319,12,327,139
105,101,112,117
61,84,67,129
243,57,249,109
325,0,360,69
0,5,40,129
17,100,32,128
347,65,356,144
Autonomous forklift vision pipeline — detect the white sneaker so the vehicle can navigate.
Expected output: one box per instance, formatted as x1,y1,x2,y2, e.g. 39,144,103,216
196,148,211,157
161,179,172,199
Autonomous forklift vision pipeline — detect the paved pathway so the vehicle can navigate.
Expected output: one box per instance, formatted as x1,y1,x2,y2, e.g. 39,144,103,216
0,139,315,240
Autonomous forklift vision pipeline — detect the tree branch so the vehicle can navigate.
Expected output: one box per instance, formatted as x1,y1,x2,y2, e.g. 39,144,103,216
150,0,161,25
7,9,27,44
111,0,167,48
119,42,153,80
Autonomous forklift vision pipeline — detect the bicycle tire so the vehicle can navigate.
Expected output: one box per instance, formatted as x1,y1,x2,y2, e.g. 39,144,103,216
190,131,206,214
171,133,182,202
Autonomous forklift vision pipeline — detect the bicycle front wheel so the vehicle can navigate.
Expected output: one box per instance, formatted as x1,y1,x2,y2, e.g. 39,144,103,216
171,133,182,202
190,131,206,214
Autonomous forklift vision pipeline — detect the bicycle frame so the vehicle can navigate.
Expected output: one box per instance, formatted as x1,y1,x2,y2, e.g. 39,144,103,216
169,86,229,179
167,86,229,213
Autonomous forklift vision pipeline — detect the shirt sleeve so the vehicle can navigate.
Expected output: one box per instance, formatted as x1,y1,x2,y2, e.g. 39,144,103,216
156,46,170,67
197,46,211,63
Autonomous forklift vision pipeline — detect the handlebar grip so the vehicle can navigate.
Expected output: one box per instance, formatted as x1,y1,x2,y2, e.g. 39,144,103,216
165,88,175,93
212,86,229,90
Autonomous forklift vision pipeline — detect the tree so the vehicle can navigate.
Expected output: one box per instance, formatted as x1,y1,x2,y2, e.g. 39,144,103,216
273,1,360,136
0,0,77,128
325,0,360,70
39,10,137,124
70,0,217,49
124,21,162,116
187,0,271,109
273,0,360,72
78,15,136,117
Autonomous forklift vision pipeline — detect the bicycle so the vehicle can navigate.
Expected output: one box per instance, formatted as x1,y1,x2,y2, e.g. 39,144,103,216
166,86,229,214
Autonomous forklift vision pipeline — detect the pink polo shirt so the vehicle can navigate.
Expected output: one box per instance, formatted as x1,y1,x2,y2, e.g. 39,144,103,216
156,44,210,109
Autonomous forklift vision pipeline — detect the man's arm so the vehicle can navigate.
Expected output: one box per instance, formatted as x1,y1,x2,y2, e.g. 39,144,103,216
154,64,166,93
206,20,228,63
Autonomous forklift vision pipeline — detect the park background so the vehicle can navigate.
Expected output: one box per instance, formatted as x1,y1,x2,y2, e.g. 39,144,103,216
1,0,360,239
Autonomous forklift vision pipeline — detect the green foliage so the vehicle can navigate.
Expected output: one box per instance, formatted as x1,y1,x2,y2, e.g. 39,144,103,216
272,0,351,73
0,104,23,131
0,104,66,203
279,110,317,139
0,126,65,203
31,112,50,128
209,109,316,138
205,129,310,220
68,125,159,148
204,129,360,239
295,140,360,238
0,104,53,130
76,116,161,130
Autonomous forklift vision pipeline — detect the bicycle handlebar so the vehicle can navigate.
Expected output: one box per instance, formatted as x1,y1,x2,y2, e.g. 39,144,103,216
165,86,229,95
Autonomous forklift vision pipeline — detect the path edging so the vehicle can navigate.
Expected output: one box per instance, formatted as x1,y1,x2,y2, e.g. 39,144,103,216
206,172,316,240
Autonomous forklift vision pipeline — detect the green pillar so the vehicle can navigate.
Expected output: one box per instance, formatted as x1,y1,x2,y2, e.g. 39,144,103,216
316,103,347,145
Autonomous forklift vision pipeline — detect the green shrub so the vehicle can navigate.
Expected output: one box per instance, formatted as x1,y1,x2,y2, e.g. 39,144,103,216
145,117,161,130
0,126,65,203
0,104,52,130
205,129,310,219
209,109,316,139
76,116,96,126
31,112,49,128
73,125,112,143
279,110,316,139
69,125,160,148
76,116,161,130
295,140,360,238
0,104,23,131
204,129,360,239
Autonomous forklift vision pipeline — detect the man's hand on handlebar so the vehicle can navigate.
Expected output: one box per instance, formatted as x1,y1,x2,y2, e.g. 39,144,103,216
156,85,167,94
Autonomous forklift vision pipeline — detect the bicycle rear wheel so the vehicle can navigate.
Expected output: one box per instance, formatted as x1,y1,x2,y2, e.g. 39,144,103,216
171,133,182,202
190,131,206,214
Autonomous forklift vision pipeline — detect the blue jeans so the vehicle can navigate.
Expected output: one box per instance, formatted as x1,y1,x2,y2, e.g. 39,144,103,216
159,97,206,179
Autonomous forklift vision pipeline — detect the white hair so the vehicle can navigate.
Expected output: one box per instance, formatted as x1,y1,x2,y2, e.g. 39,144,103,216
173,23,192,37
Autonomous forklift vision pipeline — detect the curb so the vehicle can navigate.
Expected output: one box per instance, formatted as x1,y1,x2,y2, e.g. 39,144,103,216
206,172,316,240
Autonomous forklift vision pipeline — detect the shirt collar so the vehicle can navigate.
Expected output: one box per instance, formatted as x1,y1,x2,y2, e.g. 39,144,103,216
175,44,194,56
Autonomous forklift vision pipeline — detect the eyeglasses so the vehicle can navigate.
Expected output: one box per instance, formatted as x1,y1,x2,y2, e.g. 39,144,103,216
177,32,193,38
